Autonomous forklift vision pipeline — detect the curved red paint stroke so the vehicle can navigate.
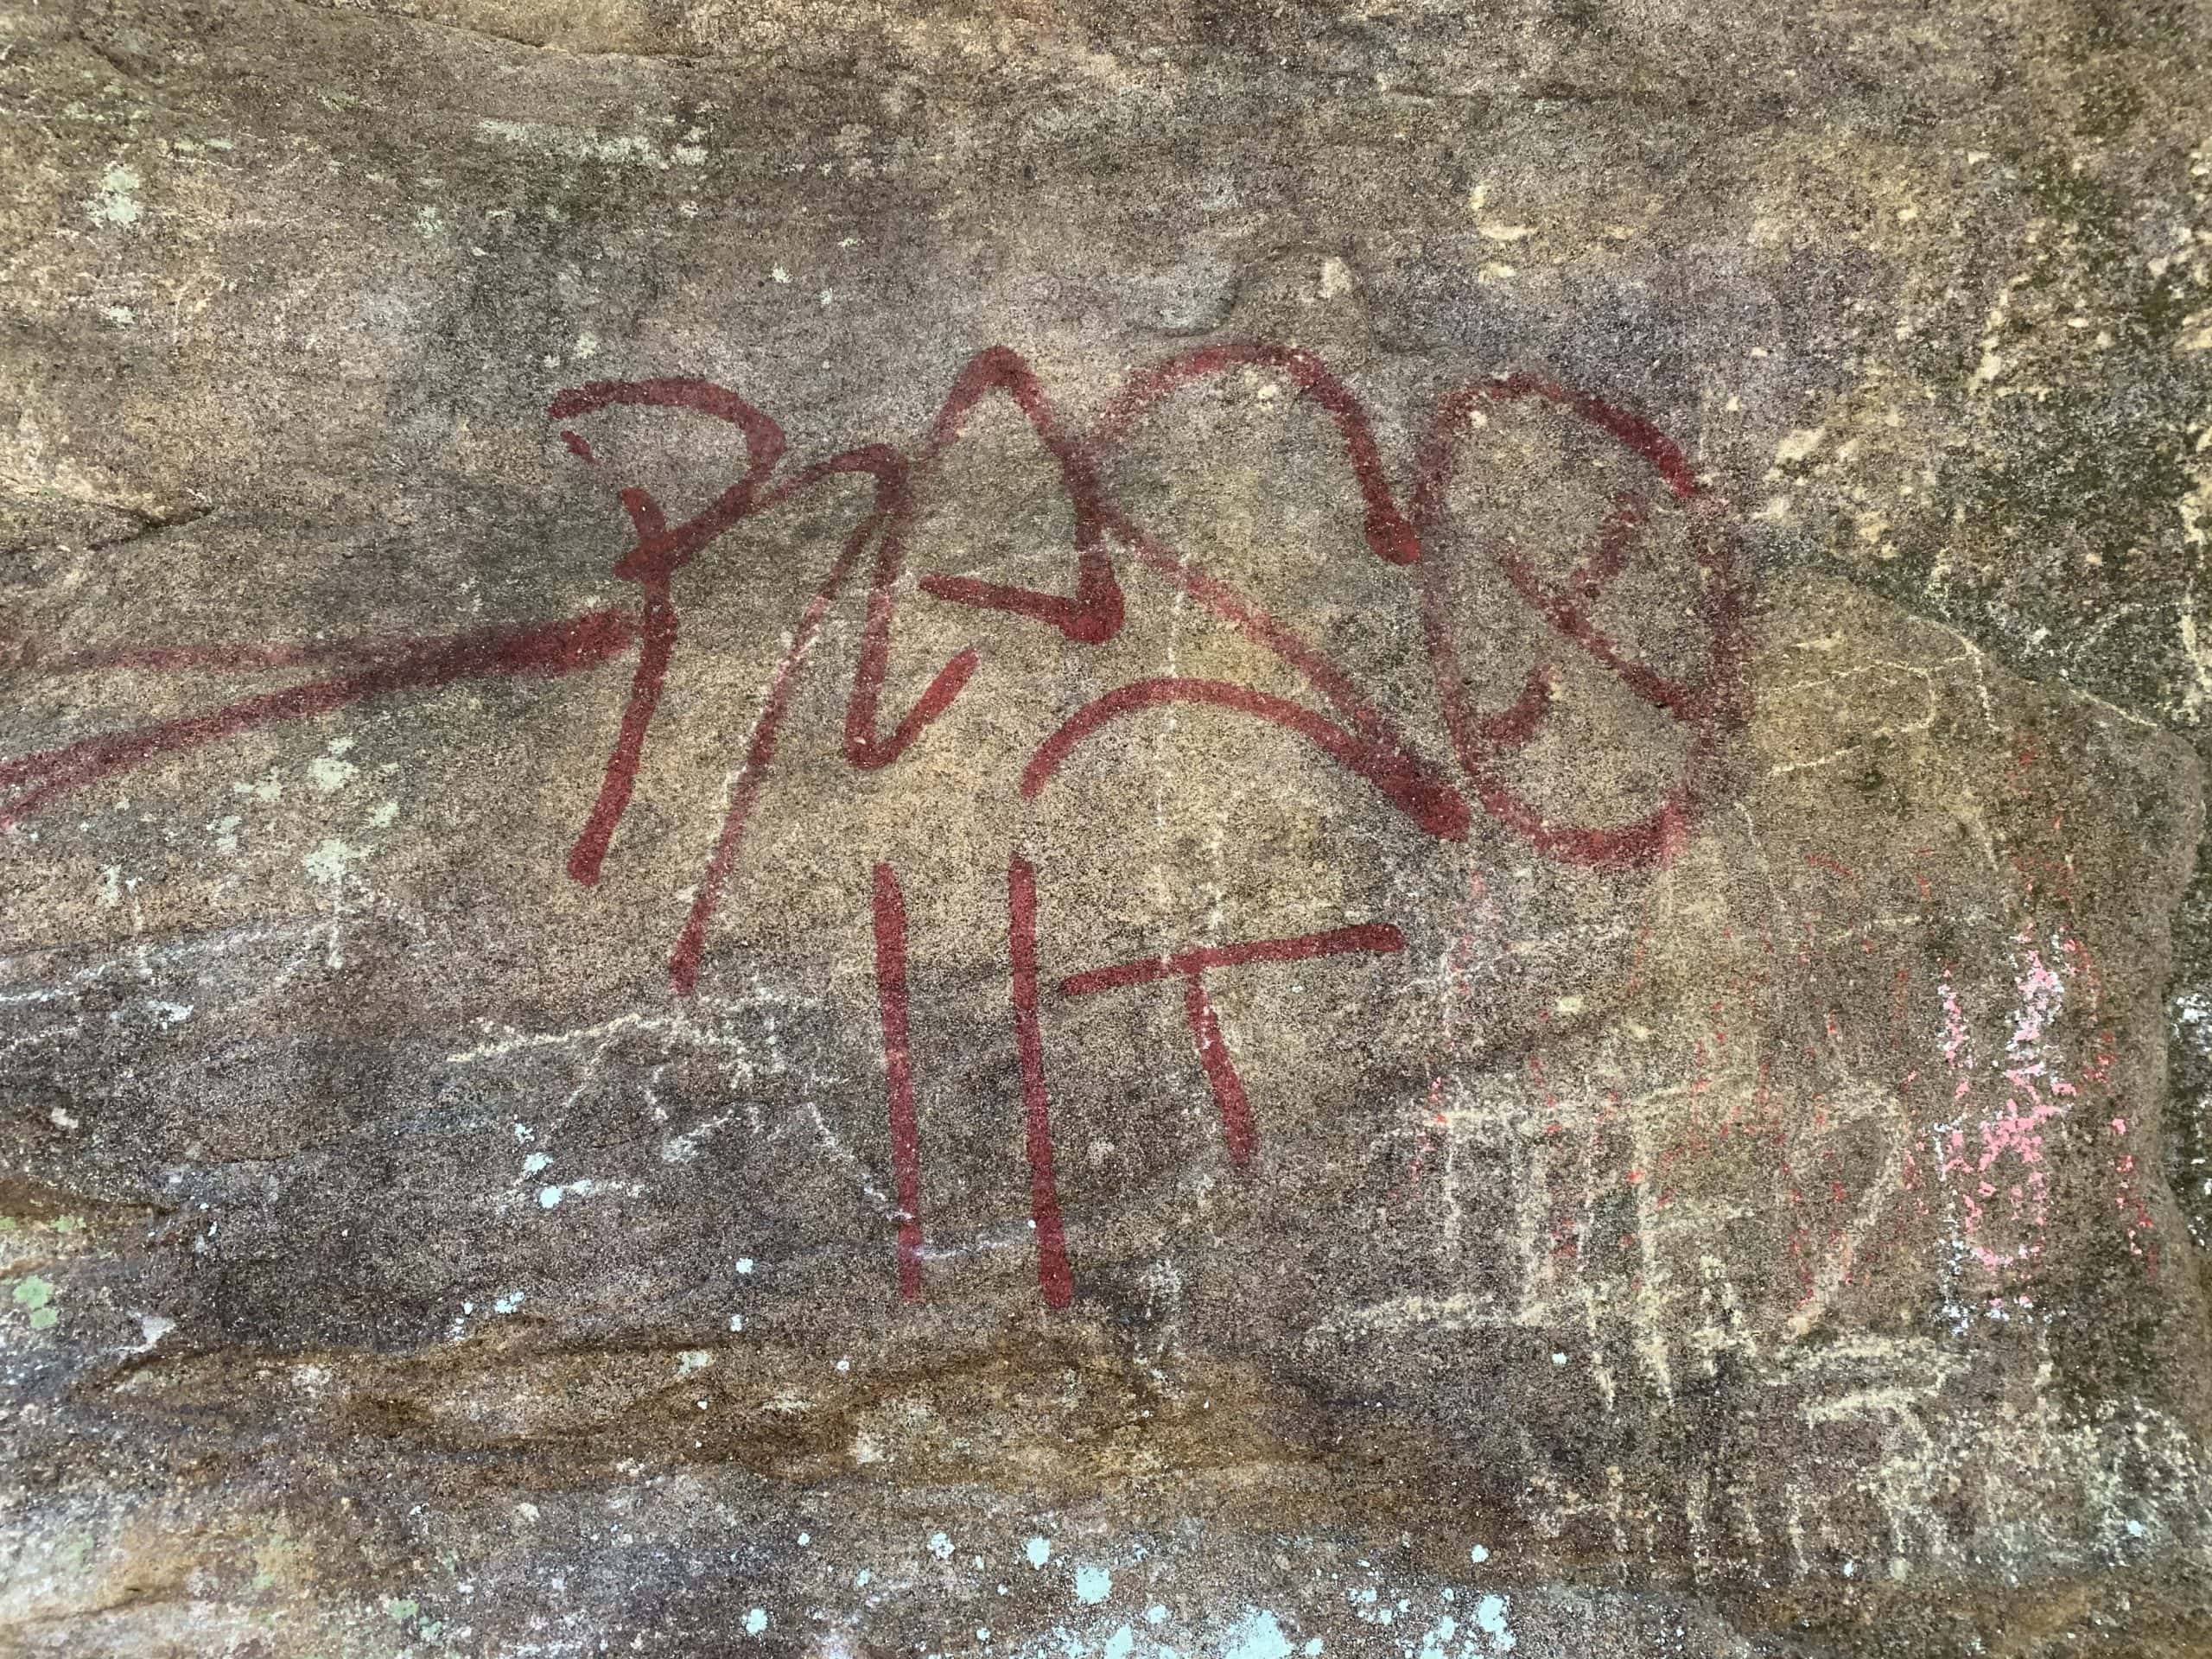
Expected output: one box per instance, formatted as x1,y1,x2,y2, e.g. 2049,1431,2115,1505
1090,340,1422,567
1411,372,1747,870
549,379,781,888
1020,677,1468,842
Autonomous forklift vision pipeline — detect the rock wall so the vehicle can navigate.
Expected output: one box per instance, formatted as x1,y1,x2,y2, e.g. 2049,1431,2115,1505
4,3,2212,1655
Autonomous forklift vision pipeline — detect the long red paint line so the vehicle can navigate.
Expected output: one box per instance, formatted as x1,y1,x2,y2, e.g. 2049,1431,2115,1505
872,862,926,1301
569,582,677,885
665,550,856,994
1020,677,1466,842
0,609,636,828
1182,974,1258,1170
1007,854,1074,1310
823,445,987,772
1113,520,1408,751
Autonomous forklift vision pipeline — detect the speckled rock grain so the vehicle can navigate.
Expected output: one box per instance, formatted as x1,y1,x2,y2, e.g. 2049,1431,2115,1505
4,3,2212,1656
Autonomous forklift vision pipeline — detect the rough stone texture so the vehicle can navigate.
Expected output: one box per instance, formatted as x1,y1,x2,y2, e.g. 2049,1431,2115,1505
3,3,2212,1656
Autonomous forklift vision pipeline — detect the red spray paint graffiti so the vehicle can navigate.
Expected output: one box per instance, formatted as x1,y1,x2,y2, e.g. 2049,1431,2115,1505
870,861,925,1303
6,340,1751,1304
1058,922,1409,1171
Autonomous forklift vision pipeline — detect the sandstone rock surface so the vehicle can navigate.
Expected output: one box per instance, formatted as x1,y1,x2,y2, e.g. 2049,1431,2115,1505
4,3,2212,1655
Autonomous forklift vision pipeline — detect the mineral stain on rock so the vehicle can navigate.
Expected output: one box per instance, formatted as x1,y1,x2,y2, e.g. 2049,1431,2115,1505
3,1,2212,1656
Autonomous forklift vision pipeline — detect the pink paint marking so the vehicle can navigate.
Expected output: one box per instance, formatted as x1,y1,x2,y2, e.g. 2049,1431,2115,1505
1937,975,1972,1094
2006,948,2065,1054
1931,940,2092,1273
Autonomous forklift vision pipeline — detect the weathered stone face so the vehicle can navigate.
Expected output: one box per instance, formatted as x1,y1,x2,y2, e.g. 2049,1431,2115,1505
5,3,2212,1656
